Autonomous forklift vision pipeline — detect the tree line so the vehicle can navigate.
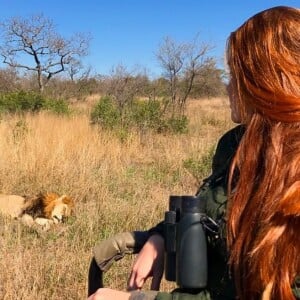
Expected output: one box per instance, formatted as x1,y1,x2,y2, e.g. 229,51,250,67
0,14,227,100
0,14,227,134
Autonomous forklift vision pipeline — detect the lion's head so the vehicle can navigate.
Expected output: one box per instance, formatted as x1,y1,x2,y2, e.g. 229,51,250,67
45,194,74,223
23,192,74,222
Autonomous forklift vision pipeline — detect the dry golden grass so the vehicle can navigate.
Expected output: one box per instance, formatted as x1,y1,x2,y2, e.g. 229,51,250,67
0,97,233,299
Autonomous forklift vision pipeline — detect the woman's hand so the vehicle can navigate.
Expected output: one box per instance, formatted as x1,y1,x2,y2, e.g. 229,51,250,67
87,288,130,300
127,234,165,291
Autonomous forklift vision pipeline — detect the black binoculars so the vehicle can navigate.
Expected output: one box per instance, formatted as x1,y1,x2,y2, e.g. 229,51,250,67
164,195,207,289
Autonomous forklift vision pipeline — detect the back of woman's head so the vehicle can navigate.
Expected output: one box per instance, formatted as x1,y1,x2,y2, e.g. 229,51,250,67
226,6,300,300
227,6,300,123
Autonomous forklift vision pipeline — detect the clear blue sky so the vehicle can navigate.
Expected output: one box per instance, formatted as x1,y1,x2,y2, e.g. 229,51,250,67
0,0,299,77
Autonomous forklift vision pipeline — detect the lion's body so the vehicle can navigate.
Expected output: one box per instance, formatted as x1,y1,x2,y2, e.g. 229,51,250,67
0,194,25,218
0,192,74,230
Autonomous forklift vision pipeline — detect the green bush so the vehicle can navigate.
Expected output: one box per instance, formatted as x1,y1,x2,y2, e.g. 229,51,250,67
90,96,120,129
183,146,215,182
129,100,161,130
0,91,70,115
44,99,70,115
0,91,45,113
158,116,189,134
90,96,189,135
165,116,188,134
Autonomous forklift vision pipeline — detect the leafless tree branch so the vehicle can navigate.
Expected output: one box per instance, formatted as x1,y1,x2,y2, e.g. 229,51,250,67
0,14,91,92
156,35,214,116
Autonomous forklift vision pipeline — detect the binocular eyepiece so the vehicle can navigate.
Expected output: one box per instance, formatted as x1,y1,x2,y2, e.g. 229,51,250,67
164,195,207,289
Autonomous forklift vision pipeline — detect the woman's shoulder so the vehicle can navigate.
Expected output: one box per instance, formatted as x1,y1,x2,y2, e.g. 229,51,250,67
212,125,245,173
216,125,245,153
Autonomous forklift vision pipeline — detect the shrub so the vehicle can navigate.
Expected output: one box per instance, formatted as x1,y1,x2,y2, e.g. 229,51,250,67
183,146,215,182
90,96,189,135
90,96,120,129
0,91,70,115
44,99,70,115
165,116,188,134
129,100,161,130
90,97,163,131
0,91,45,113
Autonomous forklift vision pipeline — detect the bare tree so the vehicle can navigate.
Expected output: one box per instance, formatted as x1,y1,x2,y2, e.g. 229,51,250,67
67,58,84,82
0,67,20,92
107,65,140,110
156,36,213,115
0,14,91,93
191,59,227,98
102,64,154,126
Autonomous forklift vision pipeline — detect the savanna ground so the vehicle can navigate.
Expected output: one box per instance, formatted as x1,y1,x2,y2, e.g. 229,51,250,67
0,97,233,299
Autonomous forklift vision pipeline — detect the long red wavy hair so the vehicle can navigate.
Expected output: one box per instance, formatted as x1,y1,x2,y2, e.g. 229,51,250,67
226,6,300,300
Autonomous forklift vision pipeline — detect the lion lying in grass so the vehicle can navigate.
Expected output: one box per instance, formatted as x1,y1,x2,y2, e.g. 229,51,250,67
0,192,74,230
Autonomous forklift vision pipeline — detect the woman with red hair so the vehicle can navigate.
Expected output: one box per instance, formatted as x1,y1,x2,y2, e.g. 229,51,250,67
88,6,300,300
226,5,300,299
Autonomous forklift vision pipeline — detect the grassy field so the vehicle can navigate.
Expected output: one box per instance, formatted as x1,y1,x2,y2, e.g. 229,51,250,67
0,97,233,299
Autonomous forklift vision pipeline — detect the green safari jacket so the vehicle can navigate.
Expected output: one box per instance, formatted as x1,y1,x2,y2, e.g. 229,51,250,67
92,126,299,299
151,125,300,300
154,125,244,300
